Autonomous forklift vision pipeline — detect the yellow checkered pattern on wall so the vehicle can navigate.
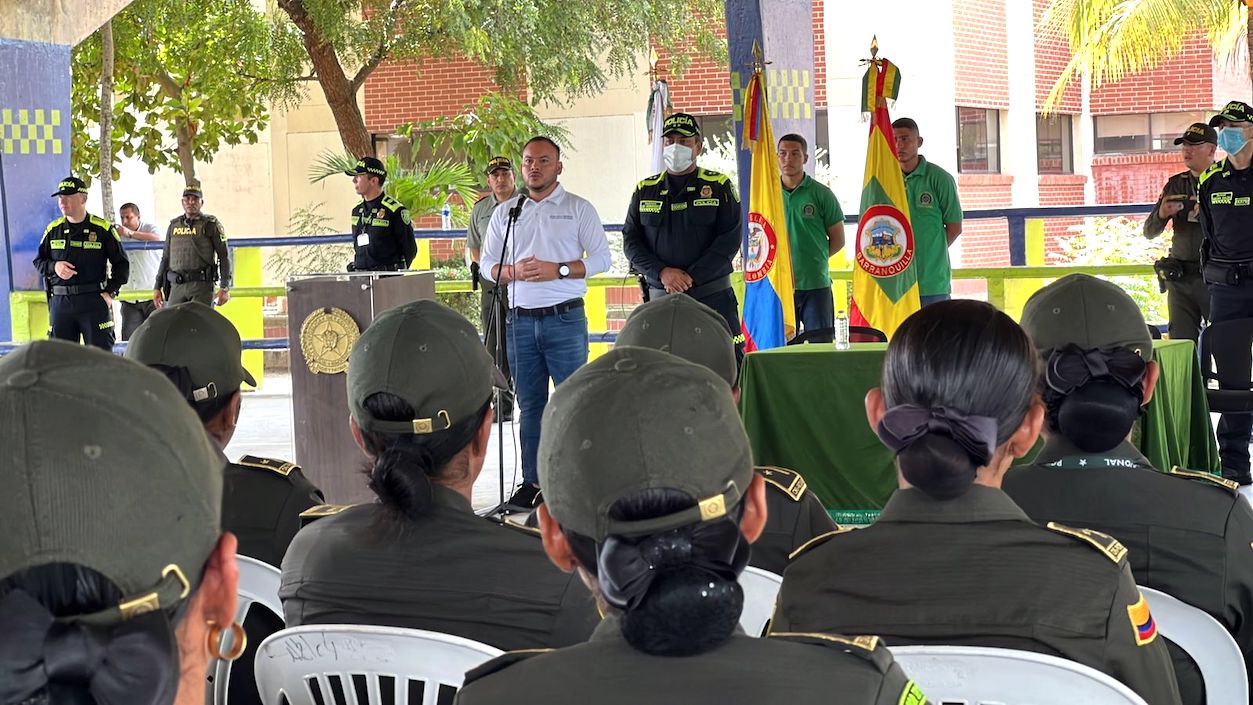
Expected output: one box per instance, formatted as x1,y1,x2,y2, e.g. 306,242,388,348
731,69,814,127
1,108,63,155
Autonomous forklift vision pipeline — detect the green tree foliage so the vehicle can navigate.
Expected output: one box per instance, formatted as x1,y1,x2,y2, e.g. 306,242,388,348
274,0,725,157
404,94,572,175
71,0,307,184
1042,0,1247,112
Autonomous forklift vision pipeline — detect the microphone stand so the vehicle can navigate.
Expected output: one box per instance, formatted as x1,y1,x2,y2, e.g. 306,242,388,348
486,193,526,511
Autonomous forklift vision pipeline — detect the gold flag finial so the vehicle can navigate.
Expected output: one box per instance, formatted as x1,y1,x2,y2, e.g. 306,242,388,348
752,39,764,73
870,35,879,59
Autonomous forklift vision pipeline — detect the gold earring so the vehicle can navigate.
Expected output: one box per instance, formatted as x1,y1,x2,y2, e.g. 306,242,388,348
206,619,248,661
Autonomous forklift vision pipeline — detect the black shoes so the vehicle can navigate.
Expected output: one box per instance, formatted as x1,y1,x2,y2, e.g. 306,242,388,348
503,483,541,513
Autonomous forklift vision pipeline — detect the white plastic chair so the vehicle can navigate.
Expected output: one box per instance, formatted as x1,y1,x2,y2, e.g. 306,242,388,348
888,645,1149,705
208,555,285,704
738,566,782,637
1139,585,1250,705
254,624,504,705
1239,484,1252,507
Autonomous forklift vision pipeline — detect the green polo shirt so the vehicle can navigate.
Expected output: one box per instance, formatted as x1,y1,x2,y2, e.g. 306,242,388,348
782,175,844,290
902,156,962,296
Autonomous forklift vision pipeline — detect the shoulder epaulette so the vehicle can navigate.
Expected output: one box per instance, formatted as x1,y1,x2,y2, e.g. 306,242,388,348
755,465,807,502
43,217,66,236
1199,161,1225,187
1045,521,1128,565
474,193,490,205
637,173,665,189
298,504,354,527
381,195,404,211
768,632,894,673
1167,466,1239,493
696,168,730,185
236,455,300,477
788,527,855,561
204,214,220,223
463,649,552,685
488,515,542,538
88,215,113,229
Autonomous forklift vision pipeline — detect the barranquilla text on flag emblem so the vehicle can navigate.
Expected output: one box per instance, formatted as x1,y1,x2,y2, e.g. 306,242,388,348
740,53,796,352
849,43,920,338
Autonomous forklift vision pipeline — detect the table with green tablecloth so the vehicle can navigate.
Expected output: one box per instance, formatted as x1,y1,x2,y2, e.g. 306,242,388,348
738,339,1218,522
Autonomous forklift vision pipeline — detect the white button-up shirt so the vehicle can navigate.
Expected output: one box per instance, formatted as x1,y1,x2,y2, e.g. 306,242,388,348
480,183,612,309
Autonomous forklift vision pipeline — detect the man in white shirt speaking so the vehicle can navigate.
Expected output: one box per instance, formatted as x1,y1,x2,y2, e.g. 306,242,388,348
481,136,612,511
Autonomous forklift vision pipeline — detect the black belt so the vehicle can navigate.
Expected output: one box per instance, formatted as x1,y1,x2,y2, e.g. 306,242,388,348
513,298,584,317
168,268,213,284
51,283,105,296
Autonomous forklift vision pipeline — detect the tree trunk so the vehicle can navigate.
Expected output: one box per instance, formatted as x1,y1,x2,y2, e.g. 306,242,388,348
99,19,115,219
276,0,373,156
175,121,197,185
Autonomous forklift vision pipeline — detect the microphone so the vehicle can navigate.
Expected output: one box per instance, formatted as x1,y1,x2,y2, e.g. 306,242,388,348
508,194,526,220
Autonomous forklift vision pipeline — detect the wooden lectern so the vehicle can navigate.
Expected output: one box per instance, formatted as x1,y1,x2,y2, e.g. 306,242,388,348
286,271,436,503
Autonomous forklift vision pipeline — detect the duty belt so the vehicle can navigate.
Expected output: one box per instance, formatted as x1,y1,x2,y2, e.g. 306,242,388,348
51,282,105,296
513,298,584,317
167,268,214,284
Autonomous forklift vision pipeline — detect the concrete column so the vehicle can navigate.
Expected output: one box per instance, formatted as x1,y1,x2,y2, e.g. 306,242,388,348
1005,0,1040,207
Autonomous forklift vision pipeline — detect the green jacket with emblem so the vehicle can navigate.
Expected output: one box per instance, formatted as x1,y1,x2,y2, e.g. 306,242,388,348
622,168,741,290
775,485,1182,705
351,193,415,271
156,213,231,288
1005,437,1253,705
457,615,926,705
34,214,130,296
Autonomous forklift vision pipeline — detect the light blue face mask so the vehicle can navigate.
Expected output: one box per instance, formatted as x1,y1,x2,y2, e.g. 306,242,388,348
1218,126,1249,156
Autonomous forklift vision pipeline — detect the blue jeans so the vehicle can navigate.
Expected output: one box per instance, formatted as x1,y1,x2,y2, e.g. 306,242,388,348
507,305,589,485
794,288,835,342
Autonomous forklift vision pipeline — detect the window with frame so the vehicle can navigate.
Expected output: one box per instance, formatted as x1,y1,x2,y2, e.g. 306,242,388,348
956,107,1000,173
1093,111,1208,154
1036,114,1073,174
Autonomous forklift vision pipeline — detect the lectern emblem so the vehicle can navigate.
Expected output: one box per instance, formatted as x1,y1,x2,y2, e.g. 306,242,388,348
300,307,359,374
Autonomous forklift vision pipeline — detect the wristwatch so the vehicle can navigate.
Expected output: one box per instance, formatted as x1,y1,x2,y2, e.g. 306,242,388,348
557,262,571,279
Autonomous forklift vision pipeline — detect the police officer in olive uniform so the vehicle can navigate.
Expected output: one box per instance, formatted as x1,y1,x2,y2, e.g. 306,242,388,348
468,156,522,418
153,184,231,308
346,156,416,272
34,176,130,350
1199,100,1253,485
125,301,323,565
1005,273,1253,705
623,113,745,360
612,293,836,575
1145,123,1216,342
280,300,599,650
458,348,926,705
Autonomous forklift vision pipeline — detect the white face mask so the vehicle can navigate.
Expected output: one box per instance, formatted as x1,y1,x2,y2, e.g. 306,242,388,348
663,143,695,172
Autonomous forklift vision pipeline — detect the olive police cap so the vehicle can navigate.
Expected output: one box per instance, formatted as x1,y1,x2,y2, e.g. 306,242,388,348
615,294,737,387
1020,273,1152,362
486,156,513,174
126,301,257,401
538,347,753,541
348,300,503,435
662,112,701,137
0,341,223,624
1174,123,1217,145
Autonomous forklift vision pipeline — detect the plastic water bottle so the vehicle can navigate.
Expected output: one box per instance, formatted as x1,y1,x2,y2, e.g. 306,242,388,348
835,310,850,350
440,201,452,231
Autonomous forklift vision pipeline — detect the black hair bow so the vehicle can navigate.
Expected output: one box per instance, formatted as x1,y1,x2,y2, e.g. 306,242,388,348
875,403,1000,466
1045,344,1146,395
597,518,748,611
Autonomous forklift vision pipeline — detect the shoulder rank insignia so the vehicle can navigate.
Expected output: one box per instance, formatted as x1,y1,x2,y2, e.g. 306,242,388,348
1167,466,1239,493
1199,160,1225,186
1045,521,1128,564
787,527,855,561
237,455,300,477
768,633,894,673
463,649,553,685
299,504,352,518
755,465,807,501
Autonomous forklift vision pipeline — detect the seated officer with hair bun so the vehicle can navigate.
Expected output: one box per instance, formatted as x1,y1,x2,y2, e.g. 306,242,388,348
613,293,837,574
0,341,239,705
773,300,1181,705
457,347,926,705
280,300,599,650
1005,273,1253,705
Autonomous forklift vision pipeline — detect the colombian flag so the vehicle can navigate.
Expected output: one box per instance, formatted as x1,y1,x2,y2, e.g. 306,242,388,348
740,68,795,351
849,58,920,338
1127,591,1158,646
